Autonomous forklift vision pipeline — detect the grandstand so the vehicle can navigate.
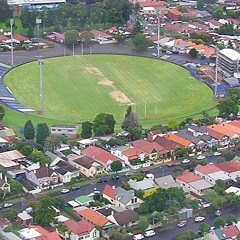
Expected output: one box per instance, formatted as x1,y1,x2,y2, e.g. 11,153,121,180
0,64,34,112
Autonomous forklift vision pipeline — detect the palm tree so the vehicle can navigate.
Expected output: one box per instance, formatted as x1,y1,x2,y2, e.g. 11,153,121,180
44,135,61,152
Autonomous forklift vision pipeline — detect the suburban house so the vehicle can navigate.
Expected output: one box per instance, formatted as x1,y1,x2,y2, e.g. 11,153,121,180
69,154,104,177
111,146,145,165
164,134,195,149
207,124,239,140
208,19,223,29
54,160,80,183
90,29,116,44
17,211,33,226
147,130,163,142
128,178,155,191
215,162,240,182
50,125,79,139
176,171,213,196
0,173,10,193
153,136,179,156
64,219,100,240
108,209,139,228
0,158,19,171
166,8,183,21
75,195,94,206
77,138,98,149
176,130,206,149
129,139,169,160
26,166,59,188
103,185,143,210
195,164,232,185
154,175,182,189
19,225,61,240
203,126,229,147
83,146,122,171
0,150,25,163
74,206,115,230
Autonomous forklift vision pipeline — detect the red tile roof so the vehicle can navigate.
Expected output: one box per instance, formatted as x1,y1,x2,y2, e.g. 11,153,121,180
13,34,29,42
223,225,240,238
167,8,183,16
229,120,240,128
195,164,221,175
83,146,120,164
202,126,225,140
215,162,238,173
64,219,94,235
139,1,167,8
209,19,222,27
228,160,240,171
103,184,116,199
76,209,109,227
122,147,143,160
130,139,168,155
0,35,9,42
176,171,202,183
207,124,236,138
91,29,112,39
153,136,179,151
29,225,61,240
164,134,192,148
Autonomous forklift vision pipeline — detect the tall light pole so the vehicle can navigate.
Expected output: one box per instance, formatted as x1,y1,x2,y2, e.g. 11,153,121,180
36,18,42,59
214,48,219,100
10,18,14,66
38,58,44,115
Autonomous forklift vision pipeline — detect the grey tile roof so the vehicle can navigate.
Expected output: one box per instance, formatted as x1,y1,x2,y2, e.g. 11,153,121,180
177,130,203,145
113,210,138,225
116,187,135,205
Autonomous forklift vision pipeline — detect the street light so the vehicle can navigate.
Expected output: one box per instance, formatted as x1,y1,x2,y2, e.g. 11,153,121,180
156,10,161,58
38,58,44,115
36,18,42,59
10,18,14,66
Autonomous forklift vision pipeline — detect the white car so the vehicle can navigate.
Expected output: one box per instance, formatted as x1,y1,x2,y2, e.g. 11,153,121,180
133,233,144,240
61,189,69,194
197,155,205,160
182,159,191,164
213,152,221,156
144,229,155,237
195,216,205,222
3,203,13,208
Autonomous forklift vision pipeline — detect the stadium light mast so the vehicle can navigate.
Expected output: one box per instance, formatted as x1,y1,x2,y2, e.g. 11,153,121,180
214,49,219,100
38,58,44,115
157,10,161,58
36,18,42,59
10,18,14,66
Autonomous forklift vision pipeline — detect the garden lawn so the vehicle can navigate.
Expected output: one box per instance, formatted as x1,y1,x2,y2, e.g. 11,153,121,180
4,55,216,129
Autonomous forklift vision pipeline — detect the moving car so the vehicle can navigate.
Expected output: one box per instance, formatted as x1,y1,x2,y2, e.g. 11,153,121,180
61,189,70,194
144,230,155,237
213,152,221,156
98,178,108,183
197,155,205,160
182,159,190,164
177,220,187,228
195,216,205,223
3,203,13,208
215,210,222,216
133,233,144,240
167,162,178,167
112,175,119,180
72,186,80,191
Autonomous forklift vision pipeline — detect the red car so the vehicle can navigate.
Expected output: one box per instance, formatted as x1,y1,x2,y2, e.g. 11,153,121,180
167,162,178,167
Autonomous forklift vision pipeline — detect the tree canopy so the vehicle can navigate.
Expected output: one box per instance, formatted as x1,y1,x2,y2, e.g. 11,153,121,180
0,105,5,121
81,121,93,139
93,113,116,136
24,120,35,140
217,99,239,118
36,123,49,145
110,160,123,172
132,33,152,50
0,0,11,21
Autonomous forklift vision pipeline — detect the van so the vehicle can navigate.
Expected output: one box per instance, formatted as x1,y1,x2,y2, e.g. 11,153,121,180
25,207,33,213
144,230,156,237
133,234,144,240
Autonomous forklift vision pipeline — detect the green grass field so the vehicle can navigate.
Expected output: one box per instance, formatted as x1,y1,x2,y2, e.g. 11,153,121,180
4,55,217,130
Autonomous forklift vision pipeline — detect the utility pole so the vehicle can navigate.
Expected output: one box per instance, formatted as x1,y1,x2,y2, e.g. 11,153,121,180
214,52,218,100
157,10,161,58
38,58,44,114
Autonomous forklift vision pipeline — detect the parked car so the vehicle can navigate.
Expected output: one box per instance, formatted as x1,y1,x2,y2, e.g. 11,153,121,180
213,152,221,156
195,216,205,222
3,203,13,208
98,178,108,183
144,229,155,237
25,207,33,213
61,189,70,194
177,220,187,228
125,171,133,176
72,186,80,191
167,162,178,167
197,155,205,160
182,159,190,164
112,175,119,180
215,210,222,216
133,233,144,240
166,50,172,55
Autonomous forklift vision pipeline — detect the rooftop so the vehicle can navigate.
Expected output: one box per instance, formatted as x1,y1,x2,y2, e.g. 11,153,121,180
176,171,202,183
219,48,240,61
